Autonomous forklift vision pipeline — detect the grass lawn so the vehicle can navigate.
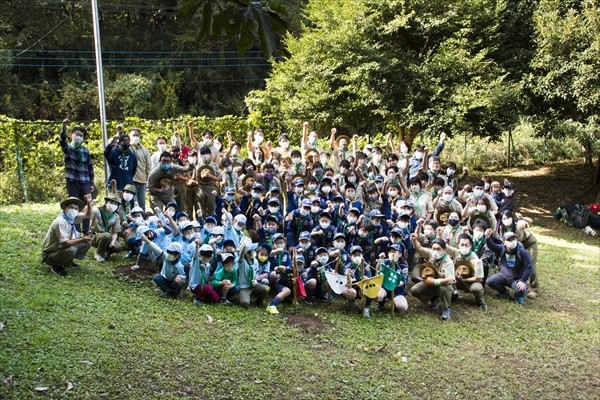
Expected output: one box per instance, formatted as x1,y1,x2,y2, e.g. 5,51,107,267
1,162,599,399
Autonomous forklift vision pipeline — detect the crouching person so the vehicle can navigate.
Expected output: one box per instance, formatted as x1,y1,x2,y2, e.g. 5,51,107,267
212,253,239,305
238,243,270,308
151,241,187,298
189,243,220,305
90,193,124,262
42,195,93,276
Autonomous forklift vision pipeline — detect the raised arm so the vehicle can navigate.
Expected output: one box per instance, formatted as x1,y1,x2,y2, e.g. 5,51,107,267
329,128,336,150
188,121,197,148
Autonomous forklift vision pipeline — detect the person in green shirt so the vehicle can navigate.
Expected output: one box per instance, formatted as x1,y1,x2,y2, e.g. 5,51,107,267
212,253,239,305
237,243,270,308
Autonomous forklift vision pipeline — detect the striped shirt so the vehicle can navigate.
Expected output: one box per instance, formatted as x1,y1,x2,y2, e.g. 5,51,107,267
59,128,94,184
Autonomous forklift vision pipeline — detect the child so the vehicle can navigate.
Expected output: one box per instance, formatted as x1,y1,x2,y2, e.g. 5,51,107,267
255,244,272,286
237,243,270,308
375,244,409,314
284,199,315,249
214,186,240,223
304,247,330,304
343,184,363,214
310,211,336,249
189,243,220,305
265,234,293,314
151,241,187,298
211,253,239,305
343,246,374,318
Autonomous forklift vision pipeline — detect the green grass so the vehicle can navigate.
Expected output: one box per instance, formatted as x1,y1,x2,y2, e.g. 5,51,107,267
1,191,599,399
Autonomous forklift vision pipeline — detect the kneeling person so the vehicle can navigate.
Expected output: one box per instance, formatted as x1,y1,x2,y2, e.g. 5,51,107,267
446,233,487,310
152,242,187,298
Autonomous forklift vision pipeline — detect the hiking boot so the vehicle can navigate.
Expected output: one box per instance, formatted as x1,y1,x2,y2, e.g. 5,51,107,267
527,291,538,299
516,296,524,305
363,308,371,318
266,305,279,315
480,302,487,310
441,307,451,320
70,262,81,269
124,251,135,259
194,299,202,306
51,266,67,277
94,253,106,262
430,297,440,310
495,291,510,300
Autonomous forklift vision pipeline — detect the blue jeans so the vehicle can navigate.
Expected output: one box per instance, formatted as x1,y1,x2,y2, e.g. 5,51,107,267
225,285,240,300
153,274,185,295
134,182,147,211
127,238,140,253
487,273,528,297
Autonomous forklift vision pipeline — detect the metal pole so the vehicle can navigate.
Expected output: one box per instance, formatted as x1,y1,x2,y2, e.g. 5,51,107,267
91,0,109,188
14,124,28,202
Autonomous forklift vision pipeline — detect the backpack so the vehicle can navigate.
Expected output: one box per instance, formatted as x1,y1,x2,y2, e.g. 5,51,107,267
589,203,600,216
554,204,591,229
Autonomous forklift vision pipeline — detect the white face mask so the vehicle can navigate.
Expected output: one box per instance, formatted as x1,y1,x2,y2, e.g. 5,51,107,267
322,186,331,194
398,221,408,229
123,193,134,202
317,256,328,264
446,168,455,176
157,144,167,152
232,148,239,155
268,206,279,214
320,222,330,230
280,141,290,149
389,253,400,262
400,146,409,154
311,206,320,214
300,209,309,216
502,218,513,226
309,136,317,145
135,217,144,225
351,256,363,264
359,159,367,165
432,250,444,260
72,135,84,145
503,189,514,197
166,210,175,217
188,157,197,165
388,173,396,180
339,167,347,174
130,136,140,145
388,190,398,197
459,246,471,255
358,231,367,238
473,230,484,240
234,223,243,231
203,138,212,146
293,158,301,165
476,205,487,213
347,216,357,224
295,187,304,194
414,152,423,160
424,229,434,238
66,209,79,220
346,192,356,200
214,142,222,151
375,182,383,189
505,240,517,250
251,192,261,199
106,203,118,213
202,154,211,162
442,194,453,202
372,154,381,162
320,157,328,165
347,176,356,183
254,136,264,145
473,189,484,197
184,233,194,241
300,242,311,249
308,184,317,191
166,254,178,262
411,185,420,193
334,241,345,250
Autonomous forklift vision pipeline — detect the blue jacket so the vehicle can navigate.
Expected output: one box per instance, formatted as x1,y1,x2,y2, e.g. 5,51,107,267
408,142,444,179
486,239,532,282
105,145,137,190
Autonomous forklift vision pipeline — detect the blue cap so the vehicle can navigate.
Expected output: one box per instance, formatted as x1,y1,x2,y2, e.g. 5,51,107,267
135,226,150,240
224,186,235,195
310,196,320,204
204,216,217,224
272,233,285,242
397,200,408,208
252,182,265,191
404,200,414,208
180,221,193,231
333,232,346,241
387,244,402,252
223,239,235,248
166,242,183,254
299,231,311,241
332,194,344,202
248,243,259,251
301,199,312,207
349,245,362,254
293,178,305,186
374,174,384,182
296,254,305,264
391,227,403,235
259,243,271,253
221,252,235,261
369,209,384,218
319,211,331,219
191,221,201,228
398,210,411,218
348,207,361,215
166,202,178,211
316,247,328,254
267,198,281,206
320,177,333,185
265,215,279,223
175,211,188,221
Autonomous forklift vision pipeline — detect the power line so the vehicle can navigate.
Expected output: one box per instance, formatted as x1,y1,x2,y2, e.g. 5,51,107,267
1,56,271,61
1,63,272,68
0,79,266,87
2,49,264,54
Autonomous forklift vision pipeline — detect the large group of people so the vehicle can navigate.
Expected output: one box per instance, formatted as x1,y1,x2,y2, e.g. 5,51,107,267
41,119,539,320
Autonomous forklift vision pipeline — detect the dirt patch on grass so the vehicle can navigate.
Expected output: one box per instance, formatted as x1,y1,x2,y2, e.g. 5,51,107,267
286,314,330,333
113,263,157,280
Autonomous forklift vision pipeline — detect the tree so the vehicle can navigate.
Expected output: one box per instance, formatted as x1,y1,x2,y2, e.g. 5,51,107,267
530,0,600,168
246,0,524,144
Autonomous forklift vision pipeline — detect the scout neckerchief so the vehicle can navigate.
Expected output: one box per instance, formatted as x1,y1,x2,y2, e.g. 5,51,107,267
350,261,363,281
99,207,115,232
358,165,369,176
429,170,440,178
433,253,447,267
440,198,453,207
337,173,346,186
388,194,400,205
70,142,84,165
61,211,79,240
117,146,128,170
319,226,331,247
310,212,319,225
121,199,133,216
245,197,258,217
414,190,426,216
345,196,356,206
473,236,485,252
226,170,234,186
294,162,304,175
458,249,473,261
448,225,461,246
224,199,236,213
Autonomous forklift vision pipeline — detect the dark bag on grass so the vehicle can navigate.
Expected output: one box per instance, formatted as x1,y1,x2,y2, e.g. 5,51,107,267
555,204,590,229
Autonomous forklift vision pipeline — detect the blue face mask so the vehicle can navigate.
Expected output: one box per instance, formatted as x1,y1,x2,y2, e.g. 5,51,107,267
160,164,171,171
266,227,278,234
265,173,274,180
225,195,234,202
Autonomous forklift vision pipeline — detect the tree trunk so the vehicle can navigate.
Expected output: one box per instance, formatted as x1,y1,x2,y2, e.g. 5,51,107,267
593,151,600,185
582,140,594,168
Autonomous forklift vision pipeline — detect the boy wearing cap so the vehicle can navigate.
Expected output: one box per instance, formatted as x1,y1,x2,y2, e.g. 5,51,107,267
374,245,409,314
407,178,433,220
304,247,331,304
105,132,138,192
256,215,281,247
337,207,361,244
214,186,240,224
42,195,93,276
131,221,174,271
175,222,198,277
239,182,264,235
285,199,315,249
90,193,124,262
343,246,374,318
149,241,187,298
263,198,284,229
352,221,377,263
444,233,487,310
485,230,532,305
285,177,306,214
212,253,239,305
237,243,270,308
311,212,336,249
410,235,455,320
498,181,516,215
266,235,296,315
296,231,317,267
123,206,146,258
343,184,363,214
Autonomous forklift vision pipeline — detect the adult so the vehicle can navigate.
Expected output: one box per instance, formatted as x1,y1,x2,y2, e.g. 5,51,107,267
151,136,169,171
301,121,324,157
105,129,138,193
147,152,190,212
188,121,221,165
128,127,152,210
407,131,446,179
42,195,93,276
89,193,124,262
58,118,94,233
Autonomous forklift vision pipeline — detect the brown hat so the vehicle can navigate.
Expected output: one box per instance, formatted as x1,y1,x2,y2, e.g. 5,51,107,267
60,197,85,210
420,261,440,279
123,184,137,194
455,259,475,279
104,193,121,204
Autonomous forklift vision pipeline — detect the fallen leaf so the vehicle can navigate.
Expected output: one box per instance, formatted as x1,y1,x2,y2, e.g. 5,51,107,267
127,384,132,390
34,387,49,392
4,375,12,388
78,360,93,365
0,321,5,330
373,343,387,353
66,382,73,391
254,380,263,384
108,323,116,329
401,356,408,363
206,315,213,323
37,367,44,372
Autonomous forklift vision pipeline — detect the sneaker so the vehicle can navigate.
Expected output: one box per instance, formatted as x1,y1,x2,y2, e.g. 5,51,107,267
452,290,459,301
70,262,81,269
194,299,202,305
255,298,264,308
176,292,184,299
224,299,233,306
51,266,67,276
584,226,598,237
159,291,169,297
266,305,279,315
124,251,135,259
94,253,106,262
441,307,451,320
304,299,313,306
315,296,327,303
527,291,538,299
516,296,524,305
363,308,371,318
376,303,384,312
430,297,440,310
480,302,487,310
495,291,510,300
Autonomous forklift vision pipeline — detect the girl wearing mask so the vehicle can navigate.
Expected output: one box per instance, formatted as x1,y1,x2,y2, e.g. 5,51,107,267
462,196,497,230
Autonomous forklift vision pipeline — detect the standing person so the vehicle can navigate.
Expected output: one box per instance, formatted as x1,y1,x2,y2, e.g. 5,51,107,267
151,136,169,171
188,121,221,165
105,130,138,193
58,118,95,234
42,195,93,276
128,128,152,210
407,132,446,180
